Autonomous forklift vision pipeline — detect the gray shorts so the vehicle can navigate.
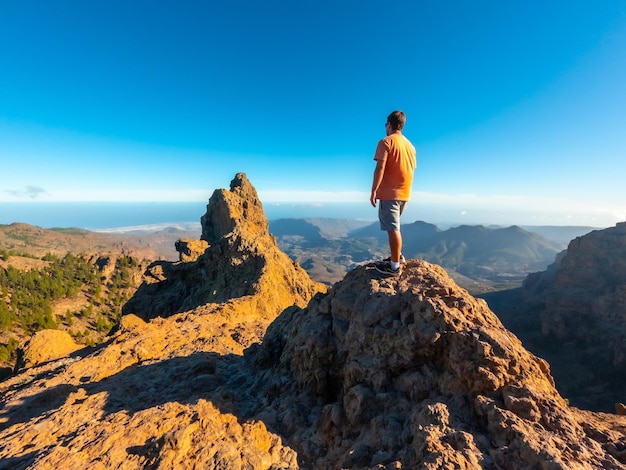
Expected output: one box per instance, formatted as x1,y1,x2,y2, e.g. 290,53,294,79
379,200,408,231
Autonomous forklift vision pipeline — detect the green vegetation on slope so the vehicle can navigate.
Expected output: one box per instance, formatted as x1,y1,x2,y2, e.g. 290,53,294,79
0,253,144,369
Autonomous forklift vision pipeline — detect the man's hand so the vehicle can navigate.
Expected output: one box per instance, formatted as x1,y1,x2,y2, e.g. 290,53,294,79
371,160,385,208
370,191,377,207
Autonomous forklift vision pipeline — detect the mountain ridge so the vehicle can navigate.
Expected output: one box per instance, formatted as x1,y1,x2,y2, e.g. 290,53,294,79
271,219,581,291
0,222,200,261
484,221,626,412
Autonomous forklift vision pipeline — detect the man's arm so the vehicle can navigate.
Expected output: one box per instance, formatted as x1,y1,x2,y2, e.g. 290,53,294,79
370,159,386,207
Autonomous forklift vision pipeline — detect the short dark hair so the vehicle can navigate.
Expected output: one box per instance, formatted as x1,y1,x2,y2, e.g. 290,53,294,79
387,110,406,131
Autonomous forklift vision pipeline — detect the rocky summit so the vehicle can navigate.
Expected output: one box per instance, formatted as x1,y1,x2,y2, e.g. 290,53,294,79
250,261,626,469
1,174,625,469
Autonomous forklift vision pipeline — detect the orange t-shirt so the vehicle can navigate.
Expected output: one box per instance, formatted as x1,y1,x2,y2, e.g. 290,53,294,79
373,132,417,201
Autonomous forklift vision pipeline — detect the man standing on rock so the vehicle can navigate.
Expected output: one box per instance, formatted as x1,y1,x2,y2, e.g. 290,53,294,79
370,110,417,276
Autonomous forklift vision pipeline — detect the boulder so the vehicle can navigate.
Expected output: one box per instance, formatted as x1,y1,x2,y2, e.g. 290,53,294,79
174,238,209,262
16,329,81,370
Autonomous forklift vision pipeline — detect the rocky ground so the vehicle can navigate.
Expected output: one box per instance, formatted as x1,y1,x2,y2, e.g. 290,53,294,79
0,174,625,469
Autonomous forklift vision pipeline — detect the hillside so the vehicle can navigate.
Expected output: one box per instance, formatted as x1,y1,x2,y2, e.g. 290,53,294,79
0,252,148,376
0,224,202,373
0,223,200,261
425,224,562,280
0,174,624,469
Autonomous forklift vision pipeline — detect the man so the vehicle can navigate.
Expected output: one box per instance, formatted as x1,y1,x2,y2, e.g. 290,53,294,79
370,110,417,276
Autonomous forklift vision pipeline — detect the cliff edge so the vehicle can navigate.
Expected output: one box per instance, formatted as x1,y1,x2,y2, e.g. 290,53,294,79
495,222,626,411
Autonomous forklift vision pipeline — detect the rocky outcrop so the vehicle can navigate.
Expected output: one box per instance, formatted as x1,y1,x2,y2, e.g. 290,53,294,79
1,175,625,469
511,222,626,411
174,238,209,262
200,171,271,246
15,330,81,370
123,172,326,350
248,261,626,469
92,255,118,280
524,223,626,342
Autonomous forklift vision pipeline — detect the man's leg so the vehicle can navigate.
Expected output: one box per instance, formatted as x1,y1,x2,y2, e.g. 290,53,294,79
379,200,406,271
388,230,402,263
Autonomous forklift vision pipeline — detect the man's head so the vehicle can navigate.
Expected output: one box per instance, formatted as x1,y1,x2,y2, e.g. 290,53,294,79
386,110,406,133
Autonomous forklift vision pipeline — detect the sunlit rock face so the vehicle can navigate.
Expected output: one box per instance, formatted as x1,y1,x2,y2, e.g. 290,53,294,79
123,172,326,330
0,175,624,469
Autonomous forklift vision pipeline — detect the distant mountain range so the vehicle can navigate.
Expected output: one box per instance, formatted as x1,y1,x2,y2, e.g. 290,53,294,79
0,219,598,295
269,218,597,292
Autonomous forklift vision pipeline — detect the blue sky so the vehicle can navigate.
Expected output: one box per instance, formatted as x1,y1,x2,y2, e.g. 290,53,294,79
1,1,625,227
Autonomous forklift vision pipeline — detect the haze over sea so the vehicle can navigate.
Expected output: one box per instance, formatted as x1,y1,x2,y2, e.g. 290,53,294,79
1,201,384,232
0,201,613,233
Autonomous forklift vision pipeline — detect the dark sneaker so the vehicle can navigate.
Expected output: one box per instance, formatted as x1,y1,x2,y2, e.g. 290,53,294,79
384,254,406,264
375,261,401,276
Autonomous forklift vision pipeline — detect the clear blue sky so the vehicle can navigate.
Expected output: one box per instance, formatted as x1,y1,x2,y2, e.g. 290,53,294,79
1,1,625,227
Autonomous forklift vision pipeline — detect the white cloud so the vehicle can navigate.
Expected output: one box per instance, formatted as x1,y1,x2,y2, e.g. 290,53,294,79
4,185,48,199
0,188,213,202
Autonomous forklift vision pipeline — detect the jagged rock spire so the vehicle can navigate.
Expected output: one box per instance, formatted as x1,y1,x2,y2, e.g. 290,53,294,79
200,172,269,246
123,172,326,323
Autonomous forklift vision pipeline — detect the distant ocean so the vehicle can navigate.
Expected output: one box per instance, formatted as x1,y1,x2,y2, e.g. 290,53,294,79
0,202,377,231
